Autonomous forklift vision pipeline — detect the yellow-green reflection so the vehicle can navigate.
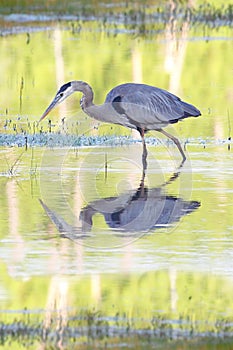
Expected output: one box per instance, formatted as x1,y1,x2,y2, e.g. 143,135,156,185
1,266,233,344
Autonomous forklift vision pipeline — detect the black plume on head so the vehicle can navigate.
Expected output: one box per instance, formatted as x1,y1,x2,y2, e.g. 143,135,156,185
58,82,72,93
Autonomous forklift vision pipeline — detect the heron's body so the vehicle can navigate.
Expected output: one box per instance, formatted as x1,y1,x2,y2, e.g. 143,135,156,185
105,83,200,131
40,81,201,163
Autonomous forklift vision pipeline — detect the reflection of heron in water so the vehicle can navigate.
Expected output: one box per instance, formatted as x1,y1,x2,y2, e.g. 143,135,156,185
40,81,201,167
80,170,200,233
40,167,200,237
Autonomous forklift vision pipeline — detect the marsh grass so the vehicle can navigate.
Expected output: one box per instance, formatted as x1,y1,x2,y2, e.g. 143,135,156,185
0,1,232,36
1,310,233,349
4,150,24,177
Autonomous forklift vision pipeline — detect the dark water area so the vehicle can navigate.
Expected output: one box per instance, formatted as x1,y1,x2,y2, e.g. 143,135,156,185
0,0,233,348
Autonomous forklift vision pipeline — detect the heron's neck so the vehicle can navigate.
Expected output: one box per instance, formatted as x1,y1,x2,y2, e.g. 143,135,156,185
72,80,94,109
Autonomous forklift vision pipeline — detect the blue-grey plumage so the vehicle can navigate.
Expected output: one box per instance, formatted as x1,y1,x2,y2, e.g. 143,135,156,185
40,80,201,163
105,83,201,129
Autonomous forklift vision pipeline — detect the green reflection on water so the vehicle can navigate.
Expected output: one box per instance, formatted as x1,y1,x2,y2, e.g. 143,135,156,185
1,266,233,348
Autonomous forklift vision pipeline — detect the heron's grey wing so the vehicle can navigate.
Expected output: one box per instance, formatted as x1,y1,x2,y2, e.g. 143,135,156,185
120,91,191,128
106,85,200,129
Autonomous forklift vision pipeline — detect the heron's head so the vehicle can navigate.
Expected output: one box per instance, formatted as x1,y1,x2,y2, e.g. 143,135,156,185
39,82,74,122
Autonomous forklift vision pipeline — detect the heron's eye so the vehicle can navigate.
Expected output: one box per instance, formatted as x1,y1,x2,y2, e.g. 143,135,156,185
60,93,64,97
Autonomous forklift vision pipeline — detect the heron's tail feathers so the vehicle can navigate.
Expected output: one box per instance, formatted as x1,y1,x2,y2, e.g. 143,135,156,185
182,101,201,118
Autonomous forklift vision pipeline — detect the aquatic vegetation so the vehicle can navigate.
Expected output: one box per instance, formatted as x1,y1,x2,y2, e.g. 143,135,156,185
1,309,233,349
0,1,232,37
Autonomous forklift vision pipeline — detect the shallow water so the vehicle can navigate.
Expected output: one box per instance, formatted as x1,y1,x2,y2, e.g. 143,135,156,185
0,1,233,348
1,144,233,347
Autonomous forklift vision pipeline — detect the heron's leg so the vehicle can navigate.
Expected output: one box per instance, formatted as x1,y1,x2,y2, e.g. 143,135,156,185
157,129,186,162
142,137,148,174
138,128,148,172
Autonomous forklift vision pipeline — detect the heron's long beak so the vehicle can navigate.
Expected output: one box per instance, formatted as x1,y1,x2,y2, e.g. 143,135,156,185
39,95,61,122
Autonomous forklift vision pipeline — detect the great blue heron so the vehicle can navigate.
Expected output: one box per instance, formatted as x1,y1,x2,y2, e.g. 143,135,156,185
40,81,201,163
